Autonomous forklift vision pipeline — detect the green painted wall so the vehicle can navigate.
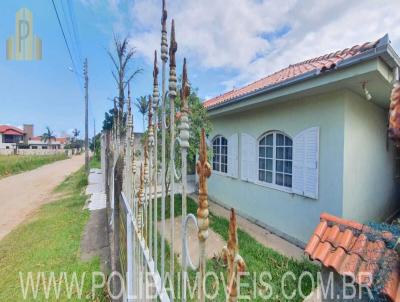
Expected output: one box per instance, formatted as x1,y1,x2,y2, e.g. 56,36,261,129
342,90,398,222
208,90,347,244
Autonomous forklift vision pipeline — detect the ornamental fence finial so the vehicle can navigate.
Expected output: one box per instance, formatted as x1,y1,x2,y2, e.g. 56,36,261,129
196,128,211,302
169,19,177,69
389,82,400,146
161,0,168,62
222,208,246,302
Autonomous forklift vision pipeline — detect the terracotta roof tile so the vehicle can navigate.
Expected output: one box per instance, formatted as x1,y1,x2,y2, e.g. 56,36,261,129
305,213,400,302
0,125,24,135
204,37,383,109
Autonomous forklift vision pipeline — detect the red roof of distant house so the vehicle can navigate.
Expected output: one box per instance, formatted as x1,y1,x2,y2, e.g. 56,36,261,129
56,137,67,144
30,136,67,144
305,213,400,302
0,125,24,136
204,37,384,109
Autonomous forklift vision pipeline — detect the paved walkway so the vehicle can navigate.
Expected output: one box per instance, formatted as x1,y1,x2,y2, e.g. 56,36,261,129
0,155,84,240
190,193,305,260
81,168,110,273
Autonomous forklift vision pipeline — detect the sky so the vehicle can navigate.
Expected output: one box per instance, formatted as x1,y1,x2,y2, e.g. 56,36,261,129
0,0,399,136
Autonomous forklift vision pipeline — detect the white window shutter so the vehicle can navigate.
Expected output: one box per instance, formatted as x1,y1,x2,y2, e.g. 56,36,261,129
293,131,305,195
228,134,238,178
304,127,319,199
293,127,319,199
240,133,257,182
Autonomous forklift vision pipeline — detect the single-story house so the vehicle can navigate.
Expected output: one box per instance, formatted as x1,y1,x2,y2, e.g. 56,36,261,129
203,34,400,246
28,136,67,149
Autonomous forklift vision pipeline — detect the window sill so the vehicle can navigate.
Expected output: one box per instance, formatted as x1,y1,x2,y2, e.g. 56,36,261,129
253,180,293,194
212,170,240,180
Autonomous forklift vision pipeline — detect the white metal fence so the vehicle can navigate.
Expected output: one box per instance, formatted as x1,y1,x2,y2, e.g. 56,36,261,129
102,1,244,301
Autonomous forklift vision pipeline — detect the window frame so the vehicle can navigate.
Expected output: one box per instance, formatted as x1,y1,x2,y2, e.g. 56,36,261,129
256,131,293,193
212,135,228,174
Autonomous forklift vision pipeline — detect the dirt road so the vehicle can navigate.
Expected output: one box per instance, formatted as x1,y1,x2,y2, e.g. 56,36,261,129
0,155,84,240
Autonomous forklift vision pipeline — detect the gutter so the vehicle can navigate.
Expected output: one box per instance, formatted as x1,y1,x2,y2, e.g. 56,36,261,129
207,34,400,112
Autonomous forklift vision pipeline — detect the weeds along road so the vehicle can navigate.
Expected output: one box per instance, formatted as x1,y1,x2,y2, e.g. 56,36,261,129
0,154,85,240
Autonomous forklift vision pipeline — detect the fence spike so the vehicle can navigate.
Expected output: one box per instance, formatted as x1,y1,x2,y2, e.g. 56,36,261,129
180,57,190,301
389,82,400,146
222,208,246,302
168,18,178,298
152,49,159,273
196,128,211,302
160,0,168,289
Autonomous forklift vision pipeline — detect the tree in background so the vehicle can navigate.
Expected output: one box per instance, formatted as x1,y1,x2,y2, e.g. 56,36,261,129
103,109,114,131
90,133,101,161
135,95,148,131
108,35,142,128
41,127,56,148
72,128,80,141
102,107,128,132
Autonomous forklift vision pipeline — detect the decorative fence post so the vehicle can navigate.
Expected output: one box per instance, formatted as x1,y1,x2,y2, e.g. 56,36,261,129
222,209,246,302
197,128,211,302
148,96,154,260
179,58,190,301
160,0,168,286
168,19,178,295
152,50,159,273
138,164,144,238
144,141,149,244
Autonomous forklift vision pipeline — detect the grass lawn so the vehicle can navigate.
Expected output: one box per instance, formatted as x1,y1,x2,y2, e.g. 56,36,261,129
0,153,68,178
153,195,319,301
0,167,106,301
89,156,101,169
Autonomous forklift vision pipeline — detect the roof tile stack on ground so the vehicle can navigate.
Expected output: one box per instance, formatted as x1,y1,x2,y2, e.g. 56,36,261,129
305,213,400,302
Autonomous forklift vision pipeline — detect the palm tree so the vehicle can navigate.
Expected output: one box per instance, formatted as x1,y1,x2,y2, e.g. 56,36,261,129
135,96,148,130
41,127,56,149
72,128,80,142
108,35,142,127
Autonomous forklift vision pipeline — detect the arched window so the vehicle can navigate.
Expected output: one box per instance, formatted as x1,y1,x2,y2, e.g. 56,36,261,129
258,132,292,188
212,135,228,173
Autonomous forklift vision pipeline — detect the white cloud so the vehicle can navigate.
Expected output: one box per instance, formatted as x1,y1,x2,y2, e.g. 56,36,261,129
122,0,400,91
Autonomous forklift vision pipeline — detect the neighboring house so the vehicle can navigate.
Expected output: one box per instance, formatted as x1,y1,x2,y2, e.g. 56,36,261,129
203,34,400,246
29,136,67,150
0,125,24,149
0,124,67,150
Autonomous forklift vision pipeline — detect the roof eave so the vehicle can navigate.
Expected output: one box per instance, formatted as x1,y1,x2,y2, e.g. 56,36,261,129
206,36,399,112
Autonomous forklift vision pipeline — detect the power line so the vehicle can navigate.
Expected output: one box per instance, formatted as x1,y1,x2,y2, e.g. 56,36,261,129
51,0,83,92
66,0,83,66
61,0,83,68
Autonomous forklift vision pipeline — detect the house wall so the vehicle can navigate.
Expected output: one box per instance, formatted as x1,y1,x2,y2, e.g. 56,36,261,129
0,134,16,150
342,90,398,222
208,90,347,245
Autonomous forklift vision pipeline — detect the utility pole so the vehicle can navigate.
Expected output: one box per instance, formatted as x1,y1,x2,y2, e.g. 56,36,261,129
84,58,89,173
